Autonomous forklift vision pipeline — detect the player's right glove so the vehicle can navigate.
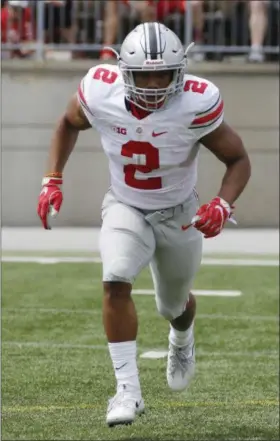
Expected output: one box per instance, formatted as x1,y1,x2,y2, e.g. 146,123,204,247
192,197,236,239
37,174,63,230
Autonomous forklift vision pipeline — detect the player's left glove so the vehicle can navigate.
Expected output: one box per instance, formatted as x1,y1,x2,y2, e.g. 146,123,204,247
192,197,235,239
37,175,63,230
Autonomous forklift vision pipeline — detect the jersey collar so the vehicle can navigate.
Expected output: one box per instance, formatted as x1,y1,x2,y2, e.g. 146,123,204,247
125,98,151,120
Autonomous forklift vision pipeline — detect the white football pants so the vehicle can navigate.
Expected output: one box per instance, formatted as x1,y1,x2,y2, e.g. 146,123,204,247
99,189,203,320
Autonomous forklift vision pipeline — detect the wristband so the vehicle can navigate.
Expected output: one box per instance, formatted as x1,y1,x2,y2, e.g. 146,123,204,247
45,172,63,178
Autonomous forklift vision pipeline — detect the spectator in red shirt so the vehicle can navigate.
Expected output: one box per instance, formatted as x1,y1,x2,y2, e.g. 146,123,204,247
156,0,205,61
156,0,186,19
1,0,35,58
101,0,205,62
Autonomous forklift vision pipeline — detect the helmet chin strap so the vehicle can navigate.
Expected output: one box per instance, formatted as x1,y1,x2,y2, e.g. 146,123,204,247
130,94,166,112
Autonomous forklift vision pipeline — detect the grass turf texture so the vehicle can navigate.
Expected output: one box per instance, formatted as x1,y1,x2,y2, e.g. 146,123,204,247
2,263,279,440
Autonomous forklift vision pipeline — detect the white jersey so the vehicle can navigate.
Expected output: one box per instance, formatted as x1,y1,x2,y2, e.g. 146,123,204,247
77,64,224,210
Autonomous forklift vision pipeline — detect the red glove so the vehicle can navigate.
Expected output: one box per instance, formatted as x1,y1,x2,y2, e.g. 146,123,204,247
37,176,63,230
192,197,234,239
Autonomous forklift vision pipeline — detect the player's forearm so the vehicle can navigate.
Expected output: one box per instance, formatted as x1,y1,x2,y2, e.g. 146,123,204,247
47,115,79,173
217,155,251,206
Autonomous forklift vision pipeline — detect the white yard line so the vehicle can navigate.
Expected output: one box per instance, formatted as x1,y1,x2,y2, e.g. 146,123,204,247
1,257,102,264
2,341,278,358
201,258,278,267
1,256,279,266
3,307,98,315
133,289,242,297
140,351,167,359
140,349,280,360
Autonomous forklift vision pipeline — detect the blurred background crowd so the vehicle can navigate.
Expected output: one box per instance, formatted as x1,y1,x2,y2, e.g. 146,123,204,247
1,0,279,62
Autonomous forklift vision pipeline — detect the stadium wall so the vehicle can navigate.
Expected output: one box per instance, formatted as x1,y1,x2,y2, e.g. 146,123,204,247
2,61,279,227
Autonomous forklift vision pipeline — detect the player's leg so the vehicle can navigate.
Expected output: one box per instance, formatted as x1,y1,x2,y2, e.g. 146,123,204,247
131,0,156,22
100,0,119,60
248,0,268,63
150,193,202,391
99,190,155,425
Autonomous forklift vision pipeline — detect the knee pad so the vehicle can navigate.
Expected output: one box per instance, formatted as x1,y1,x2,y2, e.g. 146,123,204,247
155,283,189,321
156,301,185,321
103,257,135,284
157,305,175,321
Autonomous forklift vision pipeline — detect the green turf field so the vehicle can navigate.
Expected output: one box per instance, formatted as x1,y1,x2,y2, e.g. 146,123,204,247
2,262,279,440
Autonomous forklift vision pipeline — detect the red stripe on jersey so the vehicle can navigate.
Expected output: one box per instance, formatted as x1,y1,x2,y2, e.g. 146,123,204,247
130,101,151,120
192,100,224,126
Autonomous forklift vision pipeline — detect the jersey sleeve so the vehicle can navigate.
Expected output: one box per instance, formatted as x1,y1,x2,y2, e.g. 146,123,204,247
189,82,224,140
77,67,96,123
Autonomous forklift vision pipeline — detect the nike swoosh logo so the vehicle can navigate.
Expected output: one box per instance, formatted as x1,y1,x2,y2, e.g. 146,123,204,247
152,131,168,137
181,224,192,231
115,362,128,371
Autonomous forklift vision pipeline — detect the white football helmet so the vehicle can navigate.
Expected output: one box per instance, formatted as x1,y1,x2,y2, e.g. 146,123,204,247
106,22,194,111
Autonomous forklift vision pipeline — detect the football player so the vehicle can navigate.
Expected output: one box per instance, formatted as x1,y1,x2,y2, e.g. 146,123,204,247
37,23,251,426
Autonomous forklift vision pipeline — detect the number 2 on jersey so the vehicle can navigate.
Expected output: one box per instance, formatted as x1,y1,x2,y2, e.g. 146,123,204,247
184,80,208,94
121,141,162,190
93,67,118,84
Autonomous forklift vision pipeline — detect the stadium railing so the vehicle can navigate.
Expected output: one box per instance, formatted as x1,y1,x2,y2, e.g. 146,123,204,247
1,0,279,61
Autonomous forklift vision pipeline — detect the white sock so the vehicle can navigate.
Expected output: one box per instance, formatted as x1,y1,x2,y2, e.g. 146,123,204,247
251,44,262,51
169,321,194,347
108,341,141,395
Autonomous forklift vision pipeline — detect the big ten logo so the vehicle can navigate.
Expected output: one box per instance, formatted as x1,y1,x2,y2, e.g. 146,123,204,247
113,126,127,135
